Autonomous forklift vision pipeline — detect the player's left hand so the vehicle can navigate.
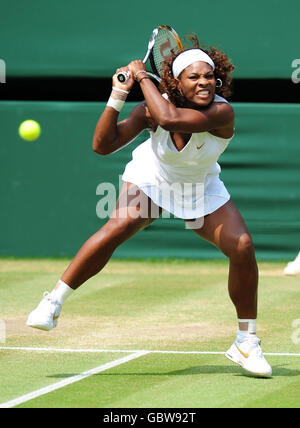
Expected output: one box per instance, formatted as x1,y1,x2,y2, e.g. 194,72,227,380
127,60,147,81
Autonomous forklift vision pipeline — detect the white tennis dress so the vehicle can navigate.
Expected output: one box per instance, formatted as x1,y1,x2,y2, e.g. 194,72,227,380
122,94,233,219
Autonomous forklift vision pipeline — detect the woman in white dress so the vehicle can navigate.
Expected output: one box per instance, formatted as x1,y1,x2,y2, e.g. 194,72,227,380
27,39,272,378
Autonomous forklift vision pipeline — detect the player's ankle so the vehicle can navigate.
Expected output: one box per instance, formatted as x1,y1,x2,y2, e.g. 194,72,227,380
237,318,257,337
50,279,74,305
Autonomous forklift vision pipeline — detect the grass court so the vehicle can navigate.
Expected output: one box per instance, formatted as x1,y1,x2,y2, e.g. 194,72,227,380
0,258,300,408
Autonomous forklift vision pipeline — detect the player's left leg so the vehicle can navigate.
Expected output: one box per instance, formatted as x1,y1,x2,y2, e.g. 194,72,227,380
186,199,272,378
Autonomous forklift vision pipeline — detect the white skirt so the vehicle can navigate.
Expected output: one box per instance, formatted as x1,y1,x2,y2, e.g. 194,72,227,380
122,142,230,219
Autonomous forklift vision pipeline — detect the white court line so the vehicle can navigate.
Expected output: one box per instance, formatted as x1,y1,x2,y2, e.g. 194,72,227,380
1,347,300,408
0,346,223,355
0,350,149,409
1,346,300,357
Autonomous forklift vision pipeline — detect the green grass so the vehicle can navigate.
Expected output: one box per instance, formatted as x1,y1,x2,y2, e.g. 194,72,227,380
1,258,300,408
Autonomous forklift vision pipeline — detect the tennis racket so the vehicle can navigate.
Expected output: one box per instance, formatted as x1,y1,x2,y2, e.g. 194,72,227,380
117,25,183,83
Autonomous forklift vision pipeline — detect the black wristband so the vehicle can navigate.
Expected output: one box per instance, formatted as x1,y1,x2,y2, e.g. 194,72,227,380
138,76,150,84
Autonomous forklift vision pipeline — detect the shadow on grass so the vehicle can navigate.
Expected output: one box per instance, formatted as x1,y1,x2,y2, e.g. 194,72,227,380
46,364,300,379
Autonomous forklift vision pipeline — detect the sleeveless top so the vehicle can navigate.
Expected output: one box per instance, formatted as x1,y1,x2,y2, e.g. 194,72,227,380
122,94,233,219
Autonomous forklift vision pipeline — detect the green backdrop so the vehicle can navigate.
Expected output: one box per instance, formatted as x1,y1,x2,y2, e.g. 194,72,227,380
1,101,299,260
0,0,299,79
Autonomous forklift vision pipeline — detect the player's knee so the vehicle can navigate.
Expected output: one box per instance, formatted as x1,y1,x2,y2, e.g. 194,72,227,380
105,217,143,247
229,233,255,263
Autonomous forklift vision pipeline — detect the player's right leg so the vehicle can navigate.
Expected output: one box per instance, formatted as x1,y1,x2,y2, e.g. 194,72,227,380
27,182,161,331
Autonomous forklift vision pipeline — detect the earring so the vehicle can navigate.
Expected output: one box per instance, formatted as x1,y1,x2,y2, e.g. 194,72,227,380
216,78,223,88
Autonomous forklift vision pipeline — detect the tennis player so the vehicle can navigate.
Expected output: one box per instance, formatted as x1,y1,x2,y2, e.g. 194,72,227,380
27,40,272,378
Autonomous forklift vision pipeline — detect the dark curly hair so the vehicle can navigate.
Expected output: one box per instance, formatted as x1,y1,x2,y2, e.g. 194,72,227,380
159,34,235,107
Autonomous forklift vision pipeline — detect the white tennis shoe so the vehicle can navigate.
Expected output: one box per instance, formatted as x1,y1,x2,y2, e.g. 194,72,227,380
284,251,300,276
225,332,272,378
27,292,62,331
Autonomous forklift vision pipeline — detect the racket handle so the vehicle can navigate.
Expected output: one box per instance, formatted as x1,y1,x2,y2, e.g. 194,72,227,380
117,71,130,83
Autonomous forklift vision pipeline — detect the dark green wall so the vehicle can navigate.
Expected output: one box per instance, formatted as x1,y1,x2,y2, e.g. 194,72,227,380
1,1,299,260
1,101,299,260
0,0,299,78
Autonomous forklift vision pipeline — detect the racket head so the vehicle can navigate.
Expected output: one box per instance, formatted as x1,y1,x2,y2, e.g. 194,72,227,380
117,25,183,83
148,25,183,78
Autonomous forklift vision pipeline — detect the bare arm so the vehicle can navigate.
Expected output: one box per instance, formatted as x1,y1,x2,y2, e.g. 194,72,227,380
128,61,234,134
92,67,150,156
93,102,149,155
140,78,234,133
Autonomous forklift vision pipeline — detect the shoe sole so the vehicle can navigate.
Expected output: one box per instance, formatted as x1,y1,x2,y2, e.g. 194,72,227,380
26,321,53,331
225,349,272,378
26,316,58,332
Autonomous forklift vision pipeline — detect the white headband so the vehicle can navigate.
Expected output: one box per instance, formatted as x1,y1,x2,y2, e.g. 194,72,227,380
172,49,215,78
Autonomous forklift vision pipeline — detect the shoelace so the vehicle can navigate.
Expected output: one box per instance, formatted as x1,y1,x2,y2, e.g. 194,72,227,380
37,292,53,310
40,291,59,307
42,291,61,307
238,335,263,357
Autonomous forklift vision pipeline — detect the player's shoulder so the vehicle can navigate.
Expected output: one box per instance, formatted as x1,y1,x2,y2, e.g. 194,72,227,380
212,95,234,117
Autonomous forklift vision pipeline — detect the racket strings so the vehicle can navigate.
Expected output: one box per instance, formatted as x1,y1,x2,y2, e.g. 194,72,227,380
152,29,182,76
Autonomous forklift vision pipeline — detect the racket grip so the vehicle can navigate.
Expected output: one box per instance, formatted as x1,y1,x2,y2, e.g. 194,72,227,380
117,71,130,83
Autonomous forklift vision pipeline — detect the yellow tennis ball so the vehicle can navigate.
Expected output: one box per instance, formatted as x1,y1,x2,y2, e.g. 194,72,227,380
19,120,41,141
